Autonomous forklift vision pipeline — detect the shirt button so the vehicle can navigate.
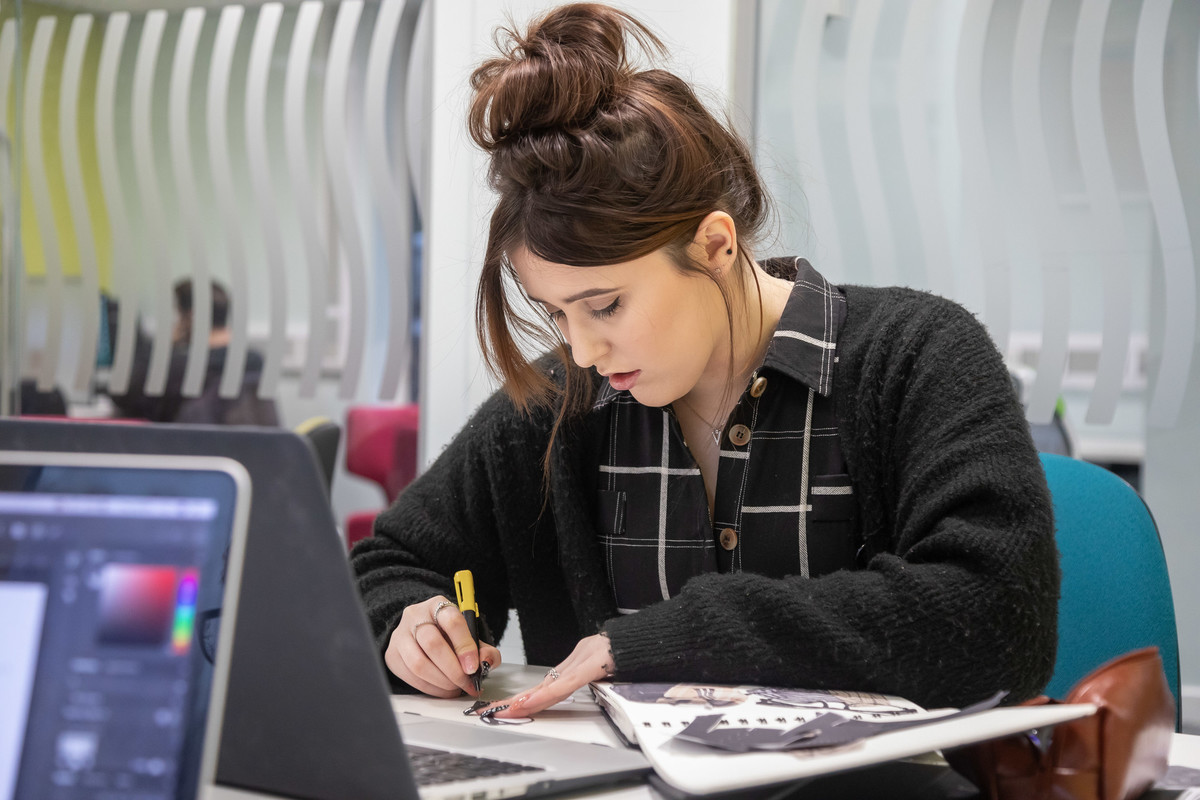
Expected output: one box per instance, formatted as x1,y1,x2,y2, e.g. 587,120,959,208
728,424,751,447
719,528,738,550
750,376,768,398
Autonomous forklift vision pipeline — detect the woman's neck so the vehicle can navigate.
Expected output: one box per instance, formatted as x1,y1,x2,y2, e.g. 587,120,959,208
681,259,793,418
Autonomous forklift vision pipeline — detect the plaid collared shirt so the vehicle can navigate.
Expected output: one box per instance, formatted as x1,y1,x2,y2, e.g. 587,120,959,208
592,258,858,614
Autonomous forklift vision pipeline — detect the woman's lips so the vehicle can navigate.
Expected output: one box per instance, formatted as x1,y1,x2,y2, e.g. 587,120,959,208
608,370,641,391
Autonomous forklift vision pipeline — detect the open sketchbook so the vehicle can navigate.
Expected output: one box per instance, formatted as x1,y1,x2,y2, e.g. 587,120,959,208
590,682,1098,796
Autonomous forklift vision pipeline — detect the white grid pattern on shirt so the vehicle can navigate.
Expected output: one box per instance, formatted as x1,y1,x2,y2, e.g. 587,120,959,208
591,258,857,612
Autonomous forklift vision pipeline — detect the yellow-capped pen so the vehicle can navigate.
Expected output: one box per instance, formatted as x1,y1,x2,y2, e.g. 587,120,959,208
454,570,482,692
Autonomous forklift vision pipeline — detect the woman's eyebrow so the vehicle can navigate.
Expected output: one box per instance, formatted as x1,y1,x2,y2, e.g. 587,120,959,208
525,286,618,306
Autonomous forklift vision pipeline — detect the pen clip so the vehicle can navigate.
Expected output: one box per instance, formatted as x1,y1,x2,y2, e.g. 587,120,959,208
454,570,478,615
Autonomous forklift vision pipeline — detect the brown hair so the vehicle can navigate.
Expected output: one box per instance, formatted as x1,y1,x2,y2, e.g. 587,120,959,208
174,278,230,329
469,3,769,449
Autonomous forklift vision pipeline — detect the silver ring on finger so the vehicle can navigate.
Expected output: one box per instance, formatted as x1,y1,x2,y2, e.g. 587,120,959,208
432,599,457,622
412,619,439,640
546,667,560,681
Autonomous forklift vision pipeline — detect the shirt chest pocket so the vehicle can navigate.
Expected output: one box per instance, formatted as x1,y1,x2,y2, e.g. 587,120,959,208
805,474,860,577
597,489,627,538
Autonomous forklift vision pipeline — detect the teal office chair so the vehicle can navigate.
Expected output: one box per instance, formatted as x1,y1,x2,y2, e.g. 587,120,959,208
1040,453,1181,730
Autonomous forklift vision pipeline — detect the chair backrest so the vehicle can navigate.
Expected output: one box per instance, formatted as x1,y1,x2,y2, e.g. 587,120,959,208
1040,453,1181,728
345,404,419,503
295,416,342,495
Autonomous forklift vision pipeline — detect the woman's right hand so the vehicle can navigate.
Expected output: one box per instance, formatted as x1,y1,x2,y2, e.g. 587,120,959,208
385,596,503,697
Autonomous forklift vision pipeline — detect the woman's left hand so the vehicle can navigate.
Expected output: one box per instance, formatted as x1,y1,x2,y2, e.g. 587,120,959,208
475,633,615,719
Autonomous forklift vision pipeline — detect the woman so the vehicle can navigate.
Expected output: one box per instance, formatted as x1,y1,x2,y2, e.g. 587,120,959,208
351,2,1058,720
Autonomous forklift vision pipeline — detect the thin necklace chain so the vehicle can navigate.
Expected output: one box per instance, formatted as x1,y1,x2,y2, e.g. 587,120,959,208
675,395,726,445
675,371,760,447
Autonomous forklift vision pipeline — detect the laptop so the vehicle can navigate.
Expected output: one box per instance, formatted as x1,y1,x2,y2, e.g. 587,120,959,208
0,420,649,800
0,450,251,800
391,713,649,800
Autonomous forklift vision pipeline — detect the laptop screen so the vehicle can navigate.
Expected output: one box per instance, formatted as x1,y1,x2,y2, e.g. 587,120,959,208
0,453,249,800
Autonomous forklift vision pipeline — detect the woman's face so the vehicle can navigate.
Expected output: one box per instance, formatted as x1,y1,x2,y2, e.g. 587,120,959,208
511,246,730,407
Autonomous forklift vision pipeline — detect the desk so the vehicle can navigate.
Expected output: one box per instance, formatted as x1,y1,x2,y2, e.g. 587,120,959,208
209,663,1200,800
393,664,1200,800
391,663,625,748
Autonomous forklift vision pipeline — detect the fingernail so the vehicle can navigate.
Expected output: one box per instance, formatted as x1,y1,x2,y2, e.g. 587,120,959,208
479,704,510,718
462,654,478,674
464,699,491,716
480,660,491,680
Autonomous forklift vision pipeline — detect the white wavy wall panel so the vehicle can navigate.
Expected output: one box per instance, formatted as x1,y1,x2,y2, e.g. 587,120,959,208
130,9,172,396
1012,0,1072,425
209,6,252,400
757,0,1199,429
1072,0,1133,426
60,15,100,395
367,0,415,400
284,1,329,398
170,7,212,399
790,0,844,274
843,0,898,288
0,16,18,419
1134,0,1196,429
244,3,288,399
324,1,368,400
0,18,17,404
24,16,64,393
955,0,1012,354
95,13,136,396
10,1,418,408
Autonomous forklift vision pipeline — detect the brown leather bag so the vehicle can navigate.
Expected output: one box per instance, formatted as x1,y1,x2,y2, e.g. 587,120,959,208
947,647,1175,800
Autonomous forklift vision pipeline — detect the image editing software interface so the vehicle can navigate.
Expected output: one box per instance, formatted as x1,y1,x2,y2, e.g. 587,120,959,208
0,463,235,800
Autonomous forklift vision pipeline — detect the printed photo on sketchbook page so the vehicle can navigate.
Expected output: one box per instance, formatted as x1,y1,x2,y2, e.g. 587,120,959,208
589,681,1096,797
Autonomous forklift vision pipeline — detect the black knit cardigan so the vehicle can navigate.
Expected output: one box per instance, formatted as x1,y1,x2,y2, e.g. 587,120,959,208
351,280,1059,709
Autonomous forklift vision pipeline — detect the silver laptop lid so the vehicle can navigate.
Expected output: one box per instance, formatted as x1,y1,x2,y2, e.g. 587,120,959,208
0,451,251,800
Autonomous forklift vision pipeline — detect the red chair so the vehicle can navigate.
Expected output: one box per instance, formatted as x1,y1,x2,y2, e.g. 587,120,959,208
344,403,419,549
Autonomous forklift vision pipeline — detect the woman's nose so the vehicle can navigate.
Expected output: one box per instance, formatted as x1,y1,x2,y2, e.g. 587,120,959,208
566,325,607,370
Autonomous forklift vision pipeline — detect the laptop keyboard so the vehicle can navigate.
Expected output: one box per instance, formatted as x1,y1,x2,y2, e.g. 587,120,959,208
406,745,546,787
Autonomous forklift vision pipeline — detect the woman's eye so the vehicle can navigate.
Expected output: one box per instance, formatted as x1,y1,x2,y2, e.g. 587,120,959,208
547,309,565,323
590,297,621,319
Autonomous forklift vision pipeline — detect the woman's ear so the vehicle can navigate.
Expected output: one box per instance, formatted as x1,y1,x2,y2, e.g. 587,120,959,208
692,211,738,272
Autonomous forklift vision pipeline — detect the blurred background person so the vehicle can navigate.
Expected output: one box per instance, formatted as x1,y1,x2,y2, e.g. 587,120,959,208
107,279,278,426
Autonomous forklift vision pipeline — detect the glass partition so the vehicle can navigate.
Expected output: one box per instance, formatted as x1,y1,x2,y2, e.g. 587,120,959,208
0,0,424,426
755,0,1199,728
0,0,21,417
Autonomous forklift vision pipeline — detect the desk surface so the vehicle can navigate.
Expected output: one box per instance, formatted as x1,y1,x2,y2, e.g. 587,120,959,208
390,663,626,747
392,664,1200,799
211,664,1200,799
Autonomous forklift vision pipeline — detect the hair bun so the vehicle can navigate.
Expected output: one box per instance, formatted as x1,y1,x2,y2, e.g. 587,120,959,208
469,3,665,149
